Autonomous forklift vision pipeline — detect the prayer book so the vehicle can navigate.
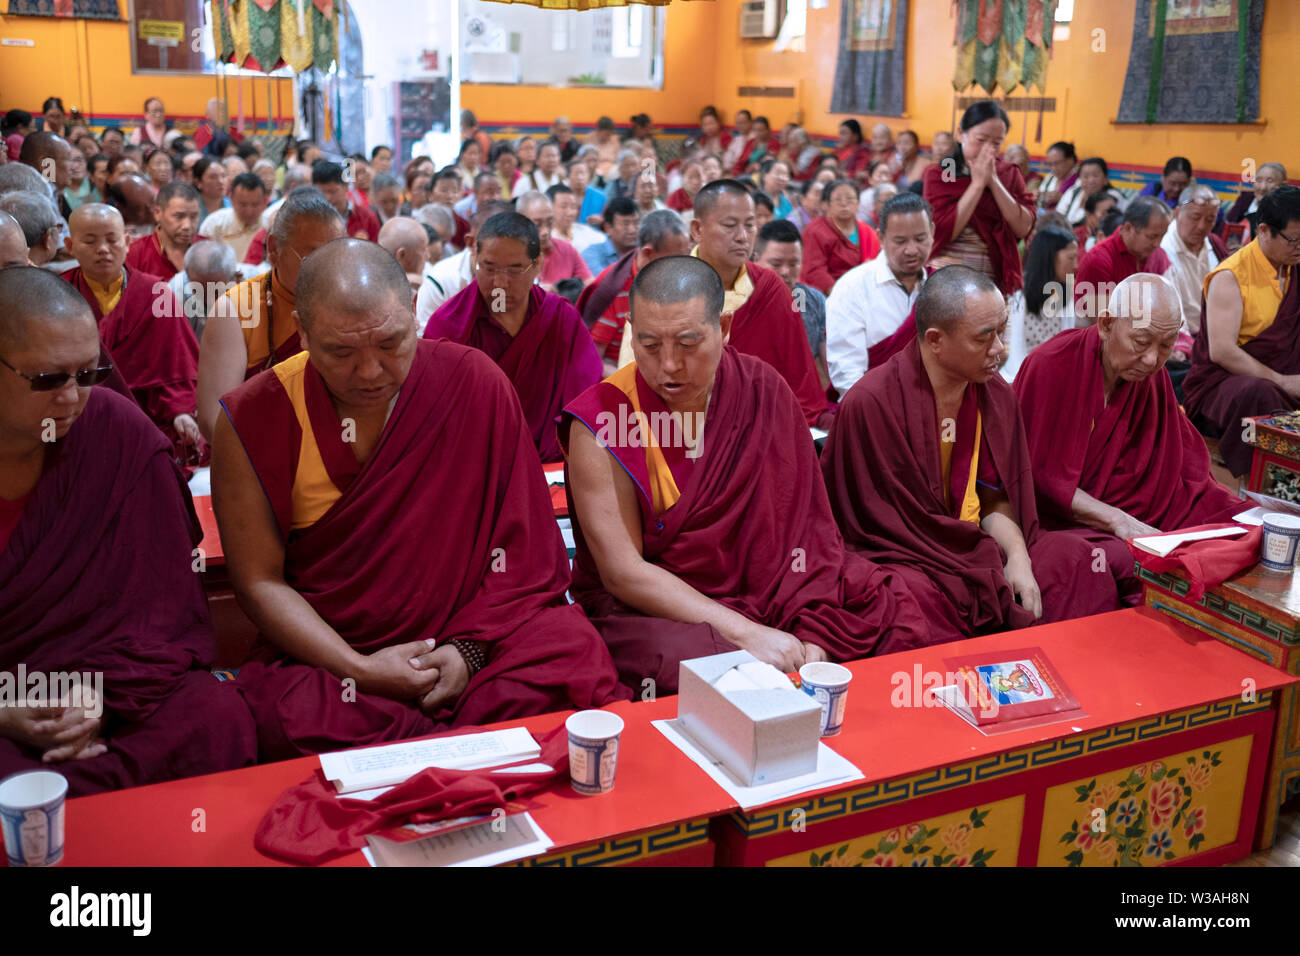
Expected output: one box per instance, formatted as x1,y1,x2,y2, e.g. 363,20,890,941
1132,526,1248,557
319,727,541,794
931,647,1082,734
365,812,552,867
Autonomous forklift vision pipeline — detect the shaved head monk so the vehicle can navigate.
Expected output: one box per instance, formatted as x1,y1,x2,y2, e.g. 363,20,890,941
562,256,926,692
1015,274,1242,538
63,203,202,457
196,186,345,439
619,180,834,429
376,215,430,298
423,212,602,463
0,268,256,794
125,181,201,281
1183,186,1300,476
821,265,1133,646
213,240,624,760
0,209,28,268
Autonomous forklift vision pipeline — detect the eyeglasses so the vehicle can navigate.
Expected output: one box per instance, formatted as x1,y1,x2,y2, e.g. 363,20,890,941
1273,229,1300,248
0,353,114,392
475,260,535,279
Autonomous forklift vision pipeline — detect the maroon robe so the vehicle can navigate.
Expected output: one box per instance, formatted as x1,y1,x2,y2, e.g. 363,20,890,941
125,232,182,281
561,347,927,692
923,154,1034,294
1183,261,1300,476
0,388,256,794
1015,327,1242,531
1073,231,1171,321
222,339,626,760
424,283,601,463
347,204,381,242
731,261,834,429
64,266,198,433
821,338,1135,646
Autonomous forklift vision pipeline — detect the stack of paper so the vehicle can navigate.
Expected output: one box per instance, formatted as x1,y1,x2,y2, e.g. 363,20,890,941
1131,526,1247,558
319,727,540,794
365,813,552,867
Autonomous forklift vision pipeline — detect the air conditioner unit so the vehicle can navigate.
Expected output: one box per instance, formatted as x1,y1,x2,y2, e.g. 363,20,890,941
740,0,783,39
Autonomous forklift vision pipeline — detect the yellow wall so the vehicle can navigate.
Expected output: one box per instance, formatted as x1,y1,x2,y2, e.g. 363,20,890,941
0,1,294,130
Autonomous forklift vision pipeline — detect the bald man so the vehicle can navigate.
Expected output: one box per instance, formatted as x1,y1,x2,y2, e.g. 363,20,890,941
0,191,64,266
213,240,625,759
1015,274,1242,537
562,257,926,690
822,266,1134,647
197,186,345,439
105,173,159,239
63,203,201,456
0,209,28,268
377,216,430,299
0,268,256,794
515,191,592,290
17,130,72,218
415,199,514,329
126,181,202,281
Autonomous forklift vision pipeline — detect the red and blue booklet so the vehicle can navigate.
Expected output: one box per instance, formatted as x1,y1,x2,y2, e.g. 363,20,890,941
931,647,1084,736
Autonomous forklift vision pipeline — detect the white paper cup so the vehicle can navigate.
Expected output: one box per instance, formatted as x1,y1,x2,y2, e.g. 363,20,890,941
0,770,68,867
1261,512,1300,571
566,710,624,795
800,661,853,737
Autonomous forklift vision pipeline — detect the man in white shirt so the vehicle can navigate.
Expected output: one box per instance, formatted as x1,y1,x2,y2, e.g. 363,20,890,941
415,199,513,333
1160,185,1224,342
198,172,267,261
826,192,934,394
513,141,565,197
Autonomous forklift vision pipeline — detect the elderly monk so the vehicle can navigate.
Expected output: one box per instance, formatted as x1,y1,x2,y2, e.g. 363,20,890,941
1074,196,1172,322
0,210,28,268
616,180,834,428
196,187,345,439
213,241,625,759
578,209,690,376
1184,186,1300,476
0,268,256,794
104,173,160,240
0,191,63,267
1160,185,1229,356
821,266,1133,646
424,212,601,463
376,216,430,299
126,181,201,281
17,130,72,217
63,203,202,454
562,257,926,690
1015,274,1242,538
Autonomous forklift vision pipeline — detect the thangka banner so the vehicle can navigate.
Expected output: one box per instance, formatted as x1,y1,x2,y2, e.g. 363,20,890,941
952,0,1057,96
830,0,908,118
209,0,339,74
1117,0,1264,124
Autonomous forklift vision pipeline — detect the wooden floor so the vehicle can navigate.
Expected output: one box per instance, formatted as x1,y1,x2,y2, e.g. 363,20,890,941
1226,799,1300,866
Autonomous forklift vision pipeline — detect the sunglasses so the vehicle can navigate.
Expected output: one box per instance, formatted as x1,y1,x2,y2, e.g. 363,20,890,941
0,353,115,392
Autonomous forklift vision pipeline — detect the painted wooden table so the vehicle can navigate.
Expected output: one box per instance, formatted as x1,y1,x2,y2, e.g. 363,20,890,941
714,608,1295,867
1244,412,1300,497
1137,556,1300,849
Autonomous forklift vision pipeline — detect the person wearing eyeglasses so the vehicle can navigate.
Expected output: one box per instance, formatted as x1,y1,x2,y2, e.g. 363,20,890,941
1184,185,1300,477
0,267,258,795
62,203,202,460
423,212,601,463
196,187,345,441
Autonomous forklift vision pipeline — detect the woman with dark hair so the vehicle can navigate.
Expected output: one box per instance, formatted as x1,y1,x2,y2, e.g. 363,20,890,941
144,147,176,192
490,140,520,195
130,97,170,148
760,158,794,219
2,109,34,163
1038,141,1079,211
835,119,871,175
1056,157,1126,227
894,130,930,188
1003,225,1079,379
922,100,1036,294
41,97,67,137
786,179,824,234
1139,156,1193,205
800,178,881,294
722,109,754,173
455,138,483,190
731,115,772,175
696,106,730,156
514,135,538,179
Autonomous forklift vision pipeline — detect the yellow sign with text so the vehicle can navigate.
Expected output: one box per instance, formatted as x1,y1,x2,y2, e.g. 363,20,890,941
138,20,185,44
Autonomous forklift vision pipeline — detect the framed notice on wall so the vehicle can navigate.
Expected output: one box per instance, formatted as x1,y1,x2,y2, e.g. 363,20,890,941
129,0,206,74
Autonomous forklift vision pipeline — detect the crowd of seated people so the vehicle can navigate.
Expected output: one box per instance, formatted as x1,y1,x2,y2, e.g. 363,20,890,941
0,92,1285,796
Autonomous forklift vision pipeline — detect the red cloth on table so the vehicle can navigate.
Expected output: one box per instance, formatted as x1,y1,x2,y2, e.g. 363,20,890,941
798,215,881,294
424,283,602,463
1015,326,1243,531
561,348,927,692
1073,231,1171,319
0,389,256,794
732,261,835,429
821,337,1134,646
923,155,1034,294
1128,525,1261,602
255,725,569,865
222,339,627,760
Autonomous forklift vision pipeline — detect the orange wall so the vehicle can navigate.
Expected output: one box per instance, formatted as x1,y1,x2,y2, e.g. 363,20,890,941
0,1,294,129
461,0,719,127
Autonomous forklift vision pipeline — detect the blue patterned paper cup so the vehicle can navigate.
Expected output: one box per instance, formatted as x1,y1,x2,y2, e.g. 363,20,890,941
0,770,67,867
800,661,853,737
1261,513,1300,571
566,710,624,795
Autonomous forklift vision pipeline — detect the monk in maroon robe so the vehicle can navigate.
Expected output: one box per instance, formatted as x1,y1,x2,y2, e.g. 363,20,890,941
124,181,202,282
1072,197,1172,322
1016,274,1241,535
63,203,202,458
563,257,926,693
423,212,601,463
214,240,625,761
822,266,1134,646
0,268,255,794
